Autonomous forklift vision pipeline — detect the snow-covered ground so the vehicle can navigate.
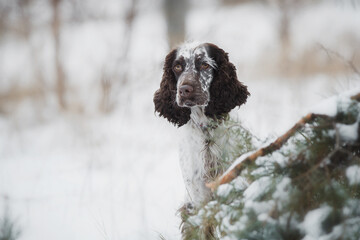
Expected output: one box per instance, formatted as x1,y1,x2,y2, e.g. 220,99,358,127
0,1,359,239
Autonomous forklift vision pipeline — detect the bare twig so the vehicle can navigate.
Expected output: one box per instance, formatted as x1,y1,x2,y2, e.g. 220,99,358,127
51,0,66,109
318,43,360,77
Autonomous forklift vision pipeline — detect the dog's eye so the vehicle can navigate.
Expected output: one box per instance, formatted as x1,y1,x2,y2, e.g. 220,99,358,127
173,64,183,73
201,63,209,70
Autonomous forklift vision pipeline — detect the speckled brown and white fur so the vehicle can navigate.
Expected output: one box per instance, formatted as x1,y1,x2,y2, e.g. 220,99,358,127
179,106,228,205
153,42,250,239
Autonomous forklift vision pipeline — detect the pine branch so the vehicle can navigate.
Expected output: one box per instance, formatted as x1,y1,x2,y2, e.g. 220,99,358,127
206,113,332,191
207,92,360,191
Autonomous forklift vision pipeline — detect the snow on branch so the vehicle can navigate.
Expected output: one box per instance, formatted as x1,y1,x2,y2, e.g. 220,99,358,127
206,92,360,192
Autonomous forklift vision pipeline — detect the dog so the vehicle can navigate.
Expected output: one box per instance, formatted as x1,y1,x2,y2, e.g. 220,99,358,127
154,42,249,239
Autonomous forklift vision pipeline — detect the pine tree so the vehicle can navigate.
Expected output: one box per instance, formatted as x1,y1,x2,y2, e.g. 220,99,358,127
183,91,360,240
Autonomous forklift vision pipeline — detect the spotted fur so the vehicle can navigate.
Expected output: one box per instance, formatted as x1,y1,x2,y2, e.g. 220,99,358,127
153,42,250,239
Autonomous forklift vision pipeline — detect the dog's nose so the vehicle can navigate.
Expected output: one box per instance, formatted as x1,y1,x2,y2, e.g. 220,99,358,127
179,85,194,97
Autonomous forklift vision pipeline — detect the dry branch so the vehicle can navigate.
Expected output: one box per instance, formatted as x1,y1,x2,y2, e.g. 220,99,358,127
318,43,360,77
351,93,360,102
206,113,331,191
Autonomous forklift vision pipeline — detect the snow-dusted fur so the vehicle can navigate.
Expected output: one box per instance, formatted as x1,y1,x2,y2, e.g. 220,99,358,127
153,42,249,237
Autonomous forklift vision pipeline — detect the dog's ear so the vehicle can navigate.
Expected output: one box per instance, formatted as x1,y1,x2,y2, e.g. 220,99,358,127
153,49,191,127
204,43,250,118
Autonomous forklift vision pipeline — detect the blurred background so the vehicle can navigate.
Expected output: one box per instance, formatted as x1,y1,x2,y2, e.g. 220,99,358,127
0,0,359,239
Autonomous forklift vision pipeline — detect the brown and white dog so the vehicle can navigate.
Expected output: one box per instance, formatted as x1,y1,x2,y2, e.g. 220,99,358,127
154,42,249,238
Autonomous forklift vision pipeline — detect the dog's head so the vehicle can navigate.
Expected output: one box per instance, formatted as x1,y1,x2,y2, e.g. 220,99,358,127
154,42,250,127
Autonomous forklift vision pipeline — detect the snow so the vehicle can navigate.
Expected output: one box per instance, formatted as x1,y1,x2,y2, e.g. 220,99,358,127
300,205,332,240
337,122,358,142
309,95,338,117
243,177,271,201
346,165,360,185
308,85,360,117
223,150,256,177
272,177,291,203
0,113,184,240
216,176,248,198
271,152,289,168
0,0,359,239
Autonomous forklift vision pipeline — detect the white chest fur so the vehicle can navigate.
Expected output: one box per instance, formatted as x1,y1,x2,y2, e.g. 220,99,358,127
179,107,229,205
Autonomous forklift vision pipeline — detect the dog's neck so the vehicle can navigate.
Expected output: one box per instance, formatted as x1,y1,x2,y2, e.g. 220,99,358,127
186,107,226,182
189,107,208,128
189,106,224,133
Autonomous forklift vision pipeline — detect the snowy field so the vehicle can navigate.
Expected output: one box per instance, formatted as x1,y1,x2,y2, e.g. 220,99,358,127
0,1,359,239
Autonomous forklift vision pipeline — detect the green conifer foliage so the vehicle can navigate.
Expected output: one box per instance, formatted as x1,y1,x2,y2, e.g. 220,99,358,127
184,92,360,240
